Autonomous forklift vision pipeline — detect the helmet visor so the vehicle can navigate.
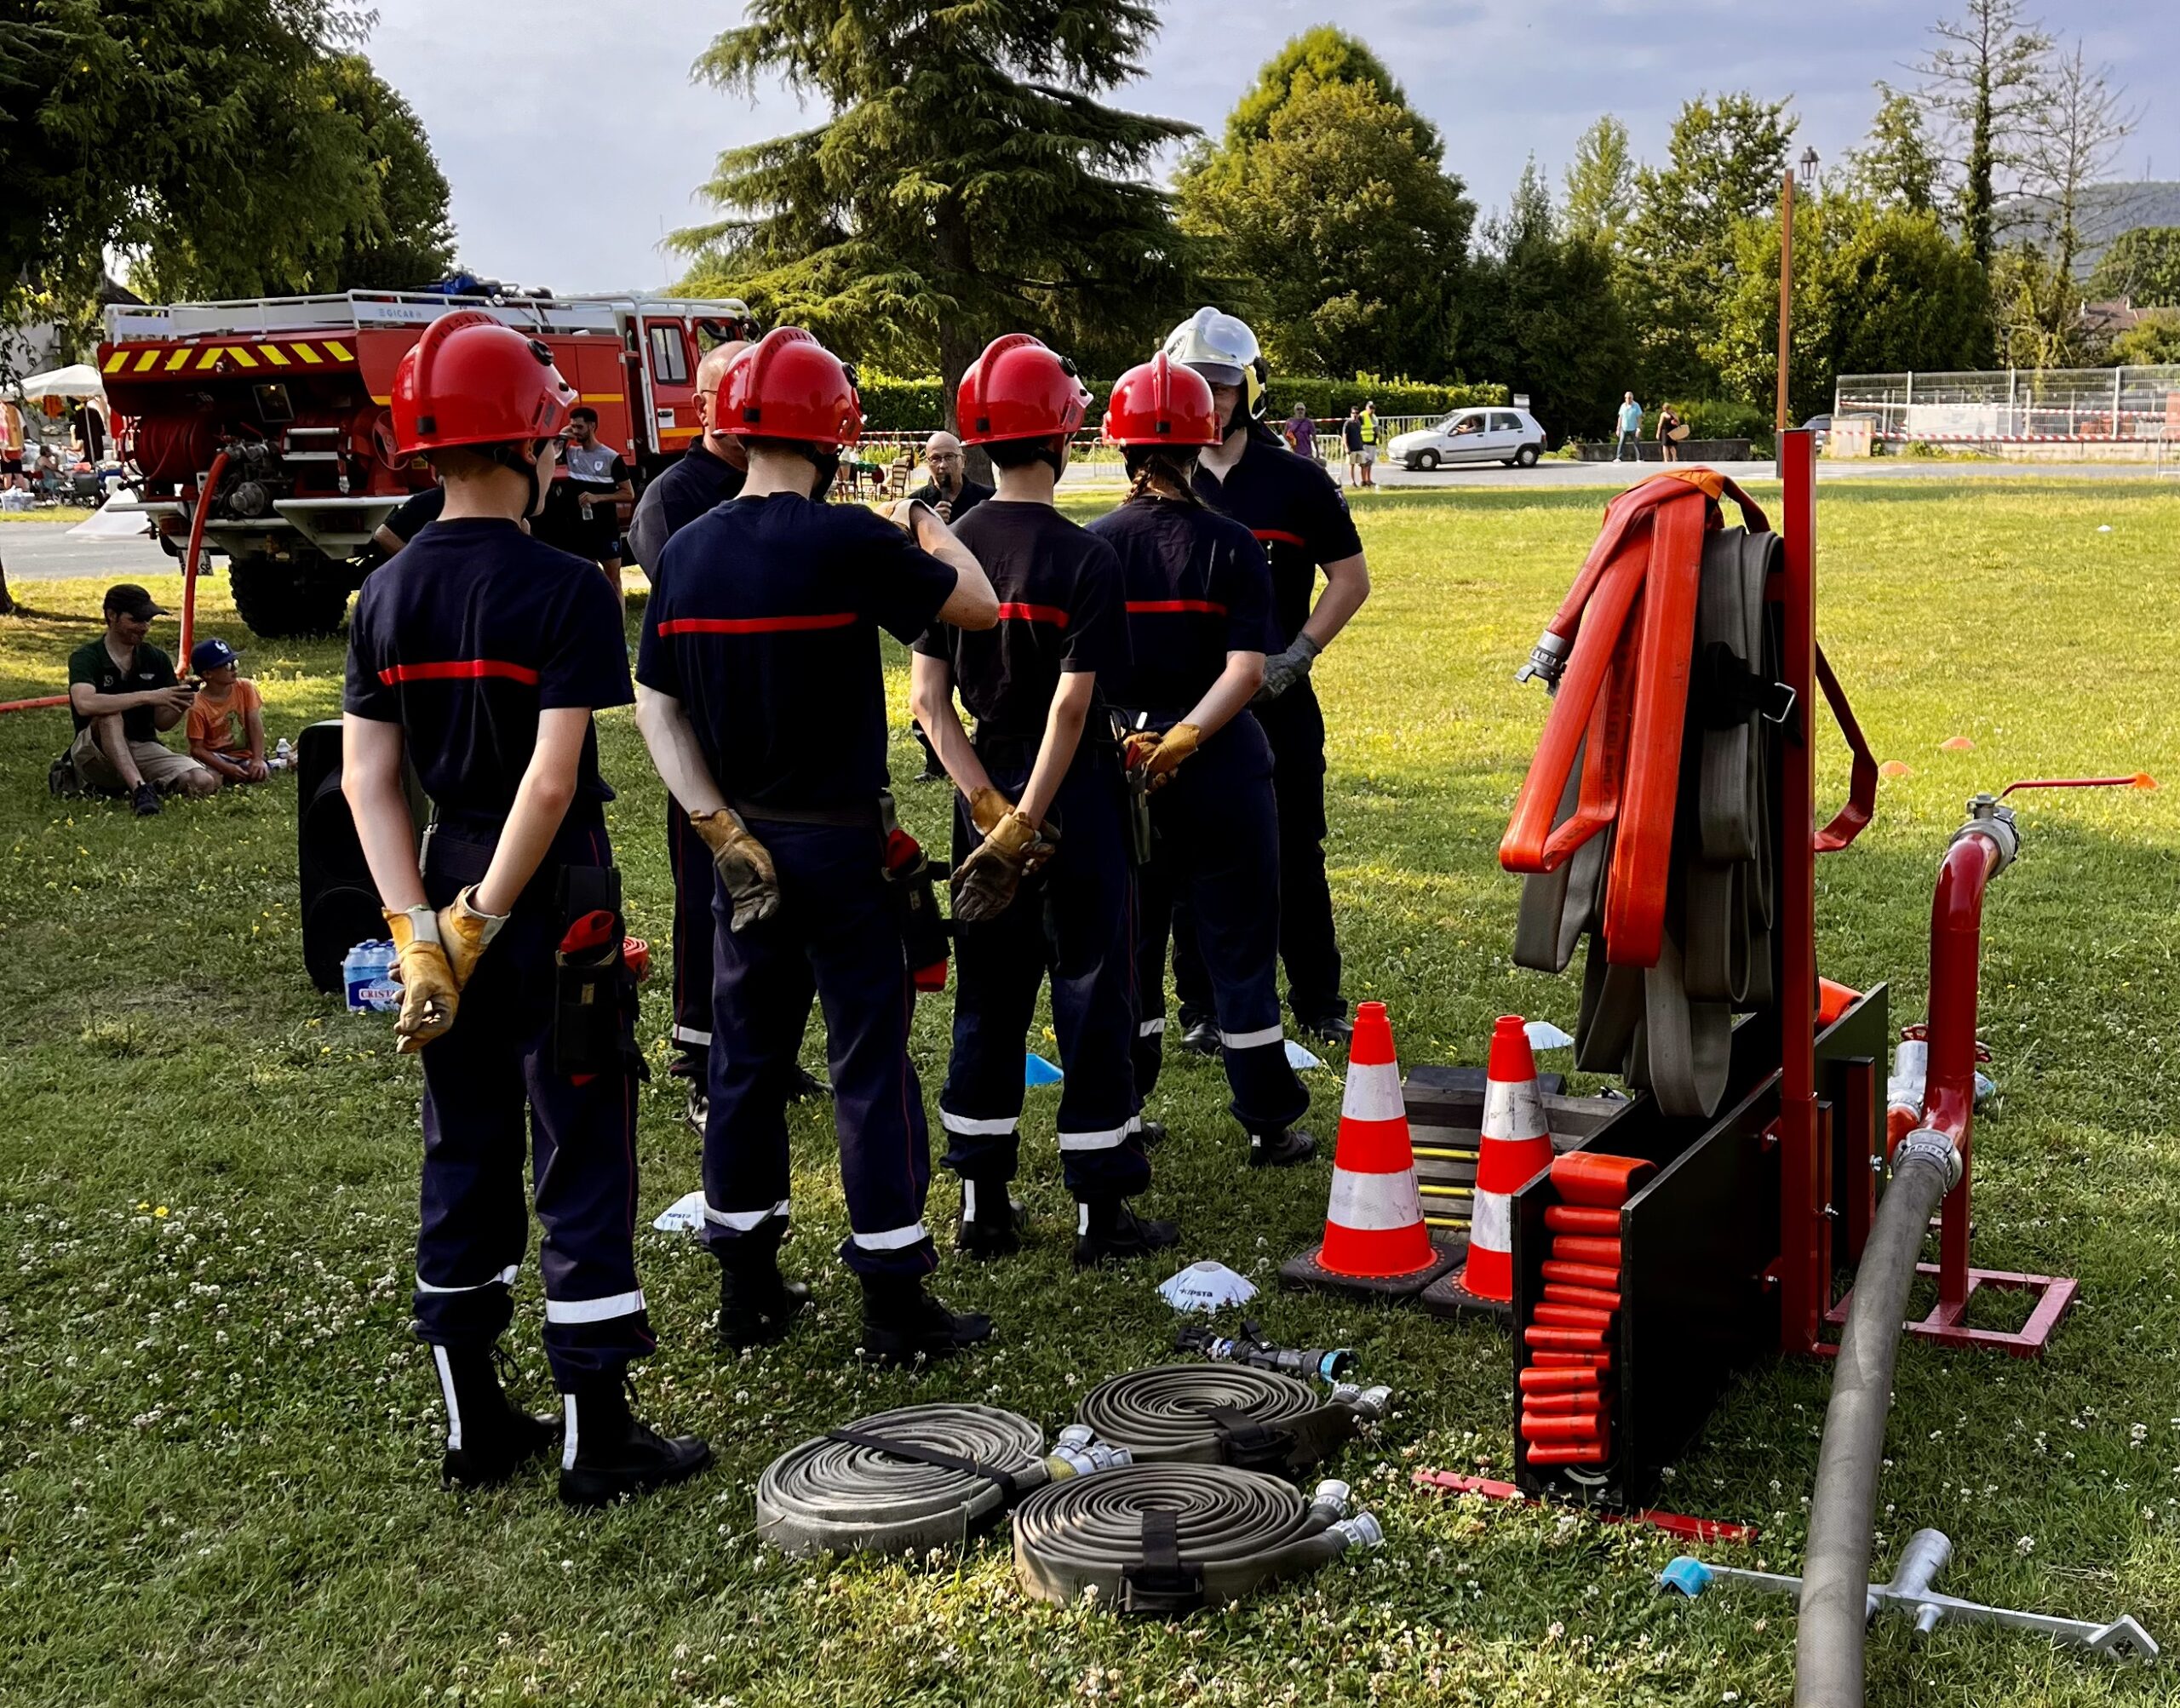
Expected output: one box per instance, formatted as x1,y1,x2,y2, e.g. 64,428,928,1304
1179,358,1248,389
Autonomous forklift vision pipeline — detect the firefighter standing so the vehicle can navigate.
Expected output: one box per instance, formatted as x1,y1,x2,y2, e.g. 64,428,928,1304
341,312,708,1506
909,335,1174,1266
634,328,1003,1361
1162,307,1371,1052
1087,356,1317,1168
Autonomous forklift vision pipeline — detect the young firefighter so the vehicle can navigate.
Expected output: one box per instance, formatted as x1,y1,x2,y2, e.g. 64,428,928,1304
1163,307,1371,1051
1087,356,1316,1168
634,328,1002,1361
909,335,1175,1266
341,312,709,1505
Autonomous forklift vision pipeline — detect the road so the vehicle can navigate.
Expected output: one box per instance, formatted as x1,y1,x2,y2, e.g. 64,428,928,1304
1,521,169,582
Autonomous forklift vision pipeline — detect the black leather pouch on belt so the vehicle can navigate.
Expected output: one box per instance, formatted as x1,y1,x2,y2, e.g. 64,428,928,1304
554,865,634,1080
878,791,951,992
1110,710,1155,867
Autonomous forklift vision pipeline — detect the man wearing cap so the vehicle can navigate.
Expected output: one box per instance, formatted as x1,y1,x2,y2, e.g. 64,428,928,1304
65,584,216,814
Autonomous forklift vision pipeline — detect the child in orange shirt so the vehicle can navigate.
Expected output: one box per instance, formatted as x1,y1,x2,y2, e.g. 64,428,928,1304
186,637,269,784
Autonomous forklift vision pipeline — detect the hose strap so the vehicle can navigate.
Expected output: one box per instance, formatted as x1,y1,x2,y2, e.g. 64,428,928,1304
1120,1509,1206,1615
823,1427,1023,1505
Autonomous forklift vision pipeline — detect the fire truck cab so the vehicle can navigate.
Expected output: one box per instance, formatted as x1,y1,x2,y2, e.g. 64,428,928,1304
99,289,756,637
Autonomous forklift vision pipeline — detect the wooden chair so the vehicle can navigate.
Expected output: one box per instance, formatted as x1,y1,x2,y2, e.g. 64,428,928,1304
886,452,915,499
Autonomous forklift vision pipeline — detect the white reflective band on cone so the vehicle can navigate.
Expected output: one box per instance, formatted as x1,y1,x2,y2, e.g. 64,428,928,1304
1220,1023,1284,1051
1340,1059,1406,1123
1139,1017,1167,1038
433,1345,463,1451
704,1198,789,1230
1471,1189,1512,1252
852,1222,930,1252
1058,1125,1129,1152
545,1288,646,1325
940,1110,1018,1136
416,1263,519,1295
1324,1166,1426,1231
672,1025,714,1047
1483,1075,1546,1142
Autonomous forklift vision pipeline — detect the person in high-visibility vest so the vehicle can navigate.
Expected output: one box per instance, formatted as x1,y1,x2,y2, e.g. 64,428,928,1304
1356,401,1379,489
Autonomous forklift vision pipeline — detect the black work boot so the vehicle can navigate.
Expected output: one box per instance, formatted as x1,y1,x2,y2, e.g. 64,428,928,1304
1134,1119,1169,1148
1180,1017,1220,1057
432,1344,559,1490
717,1240,811,1350
1298,1012,1354,1047
557,1373,713,1508
858,1275,992,1366
954,1176,1025,1260
1248,1126,1317,1169
1073,1197,1181,1268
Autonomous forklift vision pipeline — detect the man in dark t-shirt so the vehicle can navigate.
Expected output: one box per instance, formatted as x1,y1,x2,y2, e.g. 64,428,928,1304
539,407,634,596
372,480,445,558
65,582,215,812
904,431,995,524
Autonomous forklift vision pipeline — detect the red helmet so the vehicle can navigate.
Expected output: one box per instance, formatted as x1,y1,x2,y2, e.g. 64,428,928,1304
957,334,1090,445
391,312,576,456
718,327,863,448
1102,353,1220,448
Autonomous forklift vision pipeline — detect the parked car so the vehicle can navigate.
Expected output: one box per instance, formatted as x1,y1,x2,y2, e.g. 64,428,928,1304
1389,406,1547,471
1801,413,1832,451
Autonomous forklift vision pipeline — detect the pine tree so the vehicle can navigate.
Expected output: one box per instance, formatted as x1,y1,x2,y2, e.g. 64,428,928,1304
674,1,1196,419
1563,116,1635,247
1913,0,2051,270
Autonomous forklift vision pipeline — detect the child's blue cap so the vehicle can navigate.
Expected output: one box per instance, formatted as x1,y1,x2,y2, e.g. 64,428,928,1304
191,636,240,673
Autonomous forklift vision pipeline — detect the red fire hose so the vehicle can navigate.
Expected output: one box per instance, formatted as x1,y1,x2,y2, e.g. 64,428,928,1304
177,449,230,669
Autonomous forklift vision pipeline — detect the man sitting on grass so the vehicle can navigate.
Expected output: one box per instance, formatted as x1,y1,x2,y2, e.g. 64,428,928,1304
65,583,216,815
185,637,271,785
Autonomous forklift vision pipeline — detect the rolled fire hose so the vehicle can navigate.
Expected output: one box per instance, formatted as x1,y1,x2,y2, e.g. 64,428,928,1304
755,1403,1129,1558
1013,1463,1383,1613
1075,1365,1390,1476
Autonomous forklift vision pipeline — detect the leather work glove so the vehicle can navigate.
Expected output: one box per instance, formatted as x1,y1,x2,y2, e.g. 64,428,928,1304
1122,722,1201,791
689,807,782,931
951,809,1045,925
436,885,510,989
1254,633,1323,703
966,785,1013,836
384,905,459,1053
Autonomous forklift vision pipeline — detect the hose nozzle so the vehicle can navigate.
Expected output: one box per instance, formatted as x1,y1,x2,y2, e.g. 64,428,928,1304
1515,629,1571,691
1328,1513,1385,1550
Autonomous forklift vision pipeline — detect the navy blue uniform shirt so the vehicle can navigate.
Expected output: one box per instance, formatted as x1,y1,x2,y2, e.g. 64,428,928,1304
1085,497,1278,714
639,492,957,811
1193,428,1362,646
626,442,745,576
913,501,1128,738
343,519,632,819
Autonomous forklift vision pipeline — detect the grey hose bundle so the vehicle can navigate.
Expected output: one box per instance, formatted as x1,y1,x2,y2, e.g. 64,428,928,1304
1013,1463,1383,1613
1076,1366,1391,1476
756,1403,1128,1558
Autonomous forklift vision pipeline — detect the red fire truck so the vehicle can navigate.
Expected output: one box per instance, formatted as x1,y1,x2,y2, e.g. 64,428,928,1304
98,289,757,636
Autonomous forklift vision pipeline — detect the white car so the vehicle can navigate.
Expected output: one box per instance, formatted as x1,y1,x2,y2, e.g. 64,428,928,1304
1390,406,1546,471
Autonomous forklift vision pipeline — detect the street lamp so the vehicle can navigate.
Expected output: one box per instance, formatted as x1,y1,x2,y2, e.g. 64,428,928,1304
1798,146,1820,188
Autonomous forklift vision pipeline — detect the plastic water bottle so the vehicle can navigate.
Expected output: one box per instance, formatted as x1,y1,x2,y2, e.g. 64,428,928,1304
269,737,293,774
344,940,402,1013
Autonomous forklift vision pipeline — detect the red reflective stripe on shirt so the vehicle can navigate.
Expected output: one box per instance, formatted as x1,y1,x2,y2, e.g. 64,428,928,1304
1253,528,1306,548
656,612,857,636
995,601,1071,628
378,658,541,686
1125,599,1229,616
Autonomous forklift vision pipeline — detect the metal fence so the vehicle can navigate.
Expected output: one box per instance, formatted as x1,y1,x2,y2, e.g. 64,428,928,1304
1834,367,2180,446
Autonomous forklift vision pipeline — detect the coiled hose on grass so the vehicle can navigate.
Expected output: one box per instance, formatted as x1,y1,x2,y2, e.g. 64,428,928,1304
1076,1366,1391,1476
1012,1463,1383,1613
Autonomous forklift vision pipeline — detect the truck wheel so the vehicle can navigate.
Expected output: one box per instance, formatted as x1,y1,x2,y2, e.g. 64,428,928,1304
228,551,354,639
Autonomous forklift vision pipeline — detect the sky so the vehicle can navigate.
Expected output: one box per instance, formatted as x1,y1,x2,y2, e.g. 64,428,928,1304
363,0,2180,294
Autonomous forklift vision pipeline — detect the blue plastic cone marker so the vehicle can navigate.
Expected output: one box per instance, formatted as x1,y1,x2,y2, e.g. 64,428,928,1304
1659,1558,1714,1597
1024,1051,1064,1087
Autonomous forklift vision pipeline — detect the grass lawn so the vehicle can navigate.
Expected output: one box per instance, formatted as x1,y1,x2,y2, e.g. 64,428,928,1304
2,479,2177,1706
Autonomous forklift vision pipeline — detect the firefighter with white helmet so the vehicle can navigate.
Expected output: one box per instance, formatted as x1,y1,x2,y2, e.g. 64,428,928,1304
1158,307,1371,1052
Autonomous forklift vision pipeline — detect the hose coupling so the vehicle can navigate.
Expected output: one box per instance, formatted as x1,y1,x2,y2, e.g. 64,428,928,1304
1954,794,2020,876
1328,1513,1385,1550
1516,629,1571,691
1045,1424,1133,1479
1330,1383,1393,1420
1308,1479,1352,1523
1895,1128,1963,1192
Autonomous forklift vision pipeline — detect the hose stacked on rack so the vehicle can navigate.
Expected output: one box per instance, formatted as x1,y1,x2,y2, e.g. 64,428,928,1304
1076,1366,1391,1476
1013,1464,1383,1613
755,1403,1129,1557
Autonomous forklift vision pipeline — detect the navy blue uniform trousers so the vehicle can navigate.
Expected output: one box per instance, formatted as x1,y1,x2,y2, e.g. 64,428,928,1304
666,795,717,1077
939,743,1147,1200
414,817,653,1389
701,819,935,1279
1175,679,1344,1026
1134,718,1311,1135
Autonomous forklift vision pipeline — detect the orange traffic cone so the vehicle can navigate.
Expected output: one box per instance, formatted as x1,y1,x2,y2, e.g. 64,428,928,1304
1457,1015,1557,1304
1281,1000,1456,1298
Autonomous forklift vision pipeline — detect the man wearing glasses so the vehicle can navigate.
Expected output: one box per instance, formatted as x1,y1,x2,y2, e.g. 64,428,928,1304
905,431,994,524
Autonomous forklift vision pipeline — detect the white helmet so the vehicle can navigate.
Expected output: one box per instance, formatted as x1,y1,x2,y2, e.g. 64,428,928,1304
1162,307,1268,420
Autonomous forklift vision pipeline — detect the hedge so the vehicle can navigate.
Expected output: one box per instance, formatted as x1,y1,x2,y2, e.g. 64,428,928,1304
856,373,1508,433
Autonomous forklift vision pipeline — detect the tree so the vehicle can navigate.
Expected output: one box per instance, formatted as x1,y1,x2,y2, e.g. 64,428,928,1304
1175,43,1474,380
674,1,1194,427
2108,312,2180,366
1847,85,1942,214
1218,26,1407,146
314,56,457,292
1913,0,2051,269
1562,116,1635,247
1623,92,1795,398
2088,227,2180,309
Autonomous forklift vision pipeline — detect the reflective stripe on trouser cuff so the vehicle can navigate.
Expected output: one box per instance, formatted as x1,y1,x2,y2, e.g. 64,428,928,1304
1057,1124,1131,1152
416,1263,519,1295
1340,1058,1405,1122
704,1198,789,1231
562,1394,579,1472
1138,1017,1167,1038
852,1222,930,1252
940,1110,1018,1137
672,1025,713,1047
1324,1166,1425,1231
1220,1024,1283,1050
433,1345,464,1452
1471,1189,1512,1252
543,1288,646,1325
